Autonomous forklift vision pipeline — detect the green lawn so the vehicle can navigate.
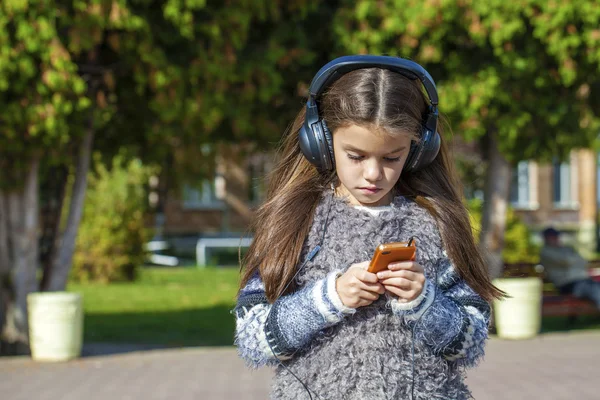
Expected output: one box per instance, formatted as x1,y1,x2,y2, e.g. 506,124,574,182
540,316,600,332
68,266,600,347
67,266,241,347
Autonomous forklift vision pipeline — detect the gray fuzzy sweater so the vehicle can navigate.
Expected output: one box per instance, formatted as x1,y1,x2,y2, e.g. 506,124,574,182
234,192,490,400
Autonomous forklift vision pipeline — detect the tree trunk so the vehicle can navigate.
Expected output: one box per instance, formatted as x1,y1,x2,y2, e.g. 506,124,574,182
222,193,254,223
479,130,512,280
0,190,14,354
0,191,10,276
0,157,41,354
39,165,69,291
46,124,94,291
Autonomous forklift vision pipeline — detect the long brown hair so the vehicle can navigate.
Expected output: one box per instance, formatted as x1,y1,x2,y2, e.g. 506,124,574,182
240,68,504,303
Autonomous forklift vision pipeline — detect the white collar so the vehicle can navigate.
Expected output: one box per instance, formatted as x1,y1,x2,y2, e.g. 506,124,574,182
352,204,393,216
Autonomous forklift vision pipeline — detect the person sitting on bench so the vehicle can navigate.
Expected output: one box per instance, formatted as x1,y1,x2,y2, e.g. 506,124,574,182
540,227,600,309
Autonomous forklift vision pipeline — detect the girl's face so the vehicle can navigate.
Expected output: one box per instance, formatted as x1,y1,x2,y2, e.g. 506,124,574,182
332,124,413,207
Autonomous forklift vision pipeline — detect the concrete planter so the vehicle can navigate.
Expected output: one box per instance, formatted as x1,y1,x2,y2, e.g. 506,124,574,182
492,277,542,339
27,292,83,361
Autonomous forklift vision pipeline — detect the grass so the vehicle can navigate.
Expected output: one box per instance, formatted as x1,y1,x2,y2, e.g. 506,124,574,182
540,316,600,332
68,266,600,347
67,266,241,347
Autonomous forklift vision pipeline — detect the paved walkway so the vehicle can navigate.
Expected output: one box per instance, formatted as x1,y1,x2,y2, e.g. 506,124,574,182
1,331,599,399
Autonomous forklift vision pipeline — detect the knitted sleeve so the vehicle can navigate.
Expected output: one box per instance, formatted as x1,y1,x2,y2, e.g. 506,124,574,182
387,257,491,368
233,270,355,367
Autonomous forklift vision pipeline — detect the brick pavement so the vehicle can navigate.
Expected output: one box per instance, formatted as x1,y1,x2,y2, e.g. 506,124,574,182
1,331,599,400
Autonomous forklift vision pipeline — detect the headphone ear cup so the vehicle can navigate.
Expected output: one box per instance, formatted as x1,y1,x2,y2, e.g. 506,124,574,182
299,124,322,169
422,130,441,166
298,119,335,171
404,129,441,172
321,120,335,169
405,142,419,172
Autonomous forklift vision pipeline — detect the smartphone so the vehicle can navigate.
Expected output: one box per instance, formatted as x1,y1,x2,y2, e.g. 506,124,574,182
367,238,417,274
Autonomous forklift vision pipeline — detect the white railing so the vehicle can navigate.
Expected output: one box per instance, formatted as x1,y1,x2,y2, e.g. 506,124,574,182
145,240,179,266
195,237,253,267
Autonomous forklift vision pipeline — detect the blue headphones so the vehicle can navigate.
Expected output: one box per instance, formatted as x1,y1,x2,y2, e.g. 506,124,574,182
298,55,441,172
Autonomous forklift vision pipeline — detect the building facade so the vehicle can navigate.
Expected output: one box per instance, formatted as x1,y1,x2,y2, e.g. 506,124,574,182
159,144,600,255
510,149,598,255
160,145,271,237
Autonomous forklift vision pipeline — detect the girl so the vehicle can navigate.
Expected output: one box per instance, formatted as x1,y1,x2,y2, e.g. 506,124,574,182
233,55,503,400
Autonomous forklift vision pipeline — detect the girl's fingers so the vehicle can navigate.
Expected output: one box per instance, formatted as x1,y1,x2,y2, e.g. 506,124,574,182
352,261,371,270
354,280,384,294
377,270,420,281
359,291,380,302
387,261,424,273
352,267,379,284
385,289,406,301
360,281,386,294
384,285,416,300
378,277,413,289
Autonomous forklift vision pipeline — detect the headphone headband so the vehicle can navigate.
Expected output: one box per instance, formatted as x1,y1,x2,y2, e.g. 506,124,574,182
299,55,441,172
309,55,438,107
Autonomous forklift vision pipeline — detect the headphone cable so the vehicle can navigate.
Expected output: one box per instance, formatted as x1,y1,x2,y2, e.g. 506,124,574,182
409,261,439,400
264,188,334,400
265,255,323,400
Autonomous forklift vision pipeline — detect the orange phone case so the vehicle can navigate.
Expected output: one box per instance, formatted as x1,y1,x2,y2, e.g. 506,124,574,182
367,240,417,274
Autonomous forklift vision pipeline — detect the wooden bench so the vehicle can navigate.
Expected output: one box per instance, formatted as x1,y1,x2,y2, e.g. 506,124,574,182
503,261,600,324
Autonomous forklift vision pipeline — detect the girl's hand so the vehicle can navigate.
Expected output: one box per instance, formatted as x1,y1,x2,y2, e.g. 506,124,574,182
376,261,426,303
336,261,385,308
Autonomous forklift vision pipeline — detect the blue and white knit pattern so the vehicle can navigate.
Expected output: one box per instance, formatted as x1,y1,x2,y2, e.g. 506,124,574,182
234,192,490,399
234,270,355,367
389,258,490,367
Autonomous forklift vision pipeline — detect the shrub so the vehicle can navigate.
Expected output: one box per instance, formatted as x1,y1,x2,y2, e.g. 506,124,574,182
71,154,155,283
467,198,540,264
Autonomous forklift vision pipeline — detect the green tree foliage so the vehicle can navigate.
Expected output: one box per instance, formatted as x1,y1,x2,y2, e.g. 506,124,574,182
329,0,600,274
71,154,154,283
0,0,89,187
468,199,540,263
0,0,331,276
73,0,329,179
330,0,600,161
1,0,328,184
0,0,329,352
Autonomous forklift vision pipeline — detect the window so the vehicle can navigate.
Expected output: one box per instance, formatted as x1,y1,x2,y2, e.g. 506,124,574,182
182,179,224,209
553,154,578,208
510,161,539,209
510,161,529,205
509,161,537,209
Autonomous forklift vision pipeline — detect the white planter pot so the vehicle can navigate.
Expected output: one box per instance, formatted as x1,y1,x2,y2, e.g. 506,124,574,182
492,277,542,340
27,292,83,361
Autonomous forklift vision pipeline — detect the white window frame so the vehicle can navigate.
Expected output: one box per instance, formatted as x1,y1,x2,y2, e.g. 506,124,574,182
510,161,539,210
552,153,579,209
